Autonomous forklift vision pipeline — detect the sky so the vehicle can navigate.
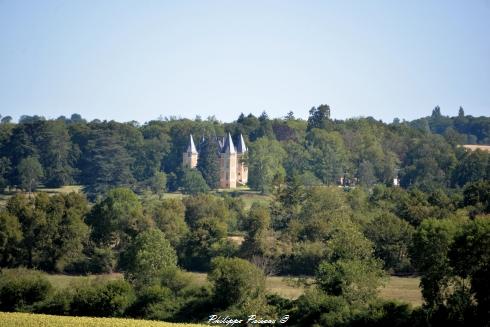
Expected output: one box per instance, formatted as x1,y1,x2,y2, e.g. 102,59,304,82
0,1,489,123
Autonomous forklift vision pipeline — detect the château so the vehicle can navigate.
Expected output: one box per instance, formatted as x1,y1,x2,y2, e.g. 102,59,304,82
183,133,248,189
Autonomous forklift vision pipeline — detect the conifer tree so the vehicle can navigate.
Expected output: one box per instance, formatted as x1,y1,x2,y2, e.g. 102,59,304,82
197,137,220,189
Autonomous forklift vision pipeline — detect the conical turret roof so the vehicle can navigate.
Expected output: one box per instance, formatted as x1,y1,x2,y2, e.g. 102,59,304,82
221,132,236,154
236,134,247,153
187,134,198,154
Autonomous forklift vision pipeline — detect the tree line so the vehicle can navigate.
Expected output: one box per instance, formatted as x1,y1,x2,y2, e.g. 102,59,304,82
1,106,489,199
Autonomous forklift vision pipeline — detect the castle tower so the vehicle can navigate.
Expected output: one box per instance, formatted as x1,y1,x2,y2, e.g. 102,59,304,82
219,133,237,188
183,134,198,168
235,134,248,185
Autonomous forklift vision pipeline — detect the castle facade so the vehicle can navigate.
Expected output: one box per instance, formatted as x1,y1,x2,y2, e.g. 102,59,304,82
183,133,248,189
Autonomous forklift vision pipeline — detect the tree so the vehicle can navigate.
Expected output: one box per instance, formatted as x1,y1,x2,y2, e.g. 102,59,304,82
452,150,489,187
87,188,153,250
36,121,75,187
463,181,490,214
365,213,414,272
411,218,461,308
449,217,490,324
197,137,220,189
240,203,274,259
5,192,90,271
120,229,178,288
0,157,11,189
181,218,231,271
179,169,209,195
1,116,12,124
247,137,286,194
6,194,45,267
296,187,351,242
145,171,167,196
307,104,331,130
17,156,44,193
432,106,442,118
458,106,465,118
80,129,135,199
208,256,266,309
316,258,385,304
146,198,188,248
0,212,23,266
307,129,348,185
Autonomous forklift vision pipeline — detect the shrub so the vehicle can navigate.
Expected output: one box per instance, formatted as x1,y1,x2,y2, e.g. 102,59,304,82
0,268,52,312
208,256,266,309
36,290,73,315
70,280,135,317
119,229,178,288
126,285,180,321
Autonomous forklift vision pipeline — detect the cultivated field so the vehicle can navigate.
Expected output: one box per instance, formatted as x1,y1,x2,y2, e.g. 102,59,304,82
0,312,204,327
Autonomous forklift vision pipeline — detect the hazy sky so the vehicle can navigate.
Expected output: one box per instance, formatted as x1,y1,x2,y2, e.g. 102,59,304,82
1,1,489,123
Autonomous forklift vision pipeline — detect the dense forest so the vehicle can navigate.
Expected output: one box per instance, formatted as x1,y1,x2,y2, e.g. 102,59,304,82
0,106,489,326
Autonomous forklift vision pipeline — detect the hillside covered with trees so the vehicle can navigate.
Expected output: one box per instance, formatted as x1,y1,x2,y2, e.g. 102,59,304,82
1,105,489,197
0,106,489,326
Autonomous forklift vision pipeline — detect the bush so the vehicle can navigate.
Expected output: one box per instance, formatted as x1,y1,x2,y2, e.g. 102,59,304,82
119,229,177,288
0,268,52,312
126,285,181,321
208,256,266,309
36,290,73,315
70,280,135,317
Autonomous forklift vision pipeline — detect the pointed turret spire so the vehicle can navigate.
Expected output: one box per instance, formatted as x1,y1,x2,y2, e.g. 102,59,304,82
221,132,236,154
236,134,247,153
187,134,198,154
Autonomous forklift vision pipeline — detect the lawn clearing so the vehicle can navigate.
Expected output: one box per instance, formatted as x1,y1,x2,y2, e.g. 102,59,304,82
379,276,423,307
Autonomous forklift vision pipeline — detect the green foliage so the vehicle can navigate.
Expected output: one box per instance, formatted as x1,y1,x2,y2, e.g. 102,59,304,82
196,137,220,189
462,180,490,214
449,216,490,324
307,104,331,130
144,171,167,196
17,156,44,193
0,211,23,266
79,127,136,199
307,129,349,184
4,193,90,271
183,194,230,229
247,137,286,194
316,259,386,304
452,150,490,187
411,218,461,308
296,187,351,242
36,121,75,187
181,218,234,271
87,188,153,250
145,198,188,248
240,202,274,259
70,279,135,317
208,256,266,309
0,268,52,311
120,229,178,288
0,157,12,189
365,213,414,273
126,285,180,321
179,169,209,195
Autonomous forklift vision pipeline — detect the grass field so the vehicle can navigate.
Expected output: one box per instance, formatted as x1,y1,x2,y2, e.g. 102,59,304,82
38,270,422,306
379,276,423,307
0,312,203,327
